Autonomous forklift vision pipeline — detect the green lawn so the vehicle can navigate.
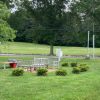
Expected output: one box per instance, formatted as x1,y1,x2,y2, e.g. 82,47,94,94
0,42,100,55
0,58,100,100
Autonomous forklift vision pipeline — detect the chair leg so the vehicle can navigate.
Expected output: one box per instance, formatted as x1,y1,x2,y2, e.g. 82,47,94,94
27,67,29,72
34,67,37,71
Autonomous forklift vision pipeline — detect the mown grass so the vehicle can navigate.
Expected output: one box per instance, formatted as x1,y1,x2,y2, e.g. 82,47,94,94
0,42,100,55
0,58,100,100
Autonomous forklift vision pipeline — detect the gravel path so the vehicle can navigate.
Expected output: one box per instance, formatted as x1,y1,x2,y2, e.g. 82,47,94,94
0,53,100,59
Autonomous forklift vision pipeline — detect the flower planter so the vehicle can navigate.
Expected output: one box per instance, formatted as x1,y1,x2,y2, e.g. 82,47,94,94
9,63,17,68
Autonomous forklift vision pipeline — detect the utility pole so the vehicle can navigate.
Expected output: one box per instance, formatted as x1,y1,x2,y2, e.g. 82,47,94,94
87,31,90,56
93,35,95,59
92,0,95,59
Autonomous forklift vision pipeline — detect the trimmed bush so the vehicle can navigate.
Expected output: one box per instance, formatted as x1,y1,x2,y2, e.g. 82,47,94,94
12,68,24,76
70,62,77,67
72,67,80,74
37,68,48,76
62,63,69,67
79,64,89,72
56,69,67,76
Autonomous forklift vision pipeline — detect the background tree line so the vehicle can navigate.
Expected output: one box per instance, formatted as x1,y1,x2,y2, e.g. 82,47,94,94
0,0,100,48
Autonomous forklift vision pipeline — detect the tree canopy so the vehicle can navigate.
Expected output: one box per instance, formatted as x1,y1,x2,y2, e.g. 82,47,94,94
6,0,100,49
0,1,16,41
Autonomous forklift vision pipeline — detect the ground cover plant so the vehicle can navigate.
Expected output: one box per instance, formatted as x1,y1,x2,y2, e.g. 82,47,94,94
0,58,100,100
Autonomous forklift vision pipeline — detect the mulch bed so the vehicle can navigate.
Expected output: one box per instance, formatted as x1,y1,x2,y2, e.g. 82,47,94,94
24,67,56,73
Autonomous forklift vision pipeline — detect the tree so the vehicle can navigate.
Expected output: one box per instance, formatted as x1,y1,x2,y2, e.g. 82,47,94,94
21,0,69,55
7,0,100,49
70,0,100,46
0,1,16,42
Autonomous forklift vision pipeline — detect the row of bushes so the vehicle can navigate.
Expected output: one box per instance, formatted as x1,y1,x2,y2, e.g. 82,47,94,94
62,62,89,74
12,68,67,76
37,68,67,76
62,62,89,68
62,62,78,67
72,64,89,74
12,63,89,76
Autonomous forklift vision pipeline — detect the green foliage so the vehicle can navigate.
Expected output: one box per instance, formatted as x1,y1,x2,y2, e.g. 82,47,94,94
72,67,80,74
3,0,100,48
37,68,48,76
0,1,16,42
0,20,16,41
10,0,68,44
0,0,14,8
72,64,89,74
79,64,89,72
62,62,69,67
0,1,10,20
56,69,67,76
12,68,24,76
70,62,78,67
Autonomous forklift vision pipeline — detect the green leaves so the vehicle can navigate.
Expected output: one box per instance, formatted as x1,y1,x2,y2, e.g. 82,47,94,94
0,1,10,20
0,20,16,41
0,1,16,42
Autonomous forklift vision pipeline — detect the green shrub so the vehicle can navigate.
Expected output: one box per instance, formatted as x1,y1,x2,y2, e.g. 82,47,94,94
12,68,24,76
56,69,67,76
37,68,48,76
70,62,78,67
79,64,89,72
62,63,69,67
72,67,80,74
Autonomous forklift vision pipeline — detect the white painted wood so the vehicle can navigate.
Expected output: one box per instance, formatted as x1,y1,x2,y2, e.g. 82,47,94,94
17,57,60,68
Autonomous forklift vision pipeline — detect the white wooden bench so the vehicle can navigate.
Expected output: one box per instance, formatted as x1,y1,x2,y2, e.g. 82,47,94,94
17,57,60,71
33,58,48,67
17,60,34,72
17,60,34,67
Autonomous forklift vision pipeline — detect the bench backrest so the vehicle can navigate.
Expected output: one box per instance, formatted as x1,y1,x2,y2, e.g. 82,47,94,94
17,60,33,67
33,58,48,67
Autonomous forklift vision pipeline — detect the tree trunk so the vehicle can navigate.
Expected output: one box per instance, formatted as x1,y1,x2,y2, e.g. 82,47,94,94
49,44,54,56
